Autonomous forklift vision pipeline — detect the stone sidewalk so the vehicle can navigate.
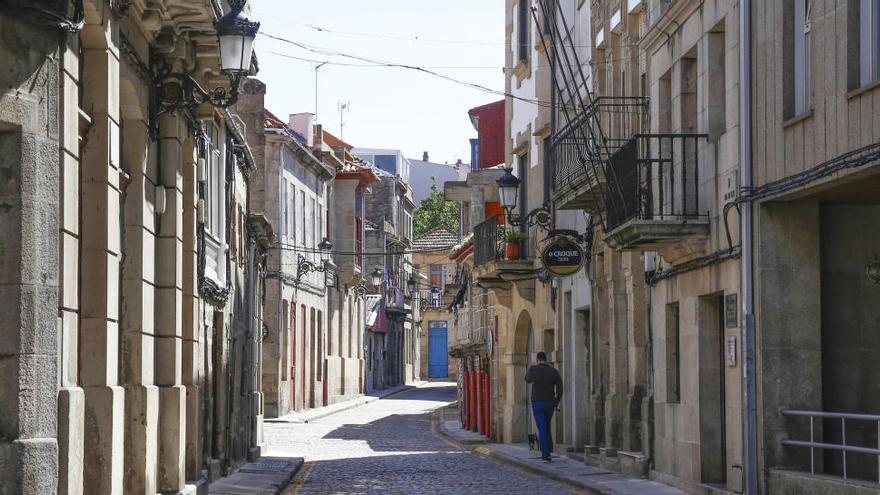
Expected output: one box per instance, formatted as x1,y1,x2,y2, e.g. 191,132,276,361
436,405,689,495
265,381,427,424
207,457,303,495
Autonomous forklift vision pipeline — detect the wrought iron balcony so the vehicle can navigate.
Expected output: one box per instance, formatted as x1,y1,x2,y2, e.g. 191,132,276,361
384,286,408,318
421,288,451,309
472,215,536,291
474,215,503,267
550,97,648,213
603,133,710,251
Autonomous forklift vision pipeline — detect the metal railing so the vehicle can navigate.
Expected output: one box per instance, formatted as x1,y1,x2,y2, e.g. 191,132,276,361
605,133,709,230
474,215,502,267
421,288,446,308
550,96,649,193
781,409,880,483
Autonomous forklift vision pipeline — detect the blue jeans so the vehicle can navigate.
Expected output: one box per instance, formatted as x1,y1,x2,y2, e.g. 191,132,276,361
532,401,555,458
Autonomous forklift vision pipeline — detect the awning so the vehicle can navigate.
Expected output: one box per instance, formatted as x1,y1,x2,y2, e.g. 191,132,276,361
365,294,389,333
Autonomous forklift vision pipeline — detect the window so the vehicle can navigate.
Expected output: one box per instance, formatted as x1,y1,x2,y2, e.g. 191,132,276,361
860,0,880,86
310,198,317,248
666,302,681,403
518,0,530,63
300,190,306,246
374,154,397,175
355,190,363,268
317,204,323,243
204,121,224,237
287,183,295,242
281,182,288,239
517,152,529,256
429,264,447,306
794,0,812,115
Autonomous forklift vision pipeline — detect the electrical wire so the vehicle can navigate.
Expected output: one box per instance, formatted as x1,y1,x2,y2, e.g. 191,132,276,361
273,240,460,256
259,32,556,108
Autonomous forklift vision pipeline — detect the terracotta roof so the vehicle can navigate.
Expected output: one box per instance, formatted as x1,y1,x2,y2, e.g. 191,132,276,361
412,226,460,251
321,129,352,152
264,109,307,143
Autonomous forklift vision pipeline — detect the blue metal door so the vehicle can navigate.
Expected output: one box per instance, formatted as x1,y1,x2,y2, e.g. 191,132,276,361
428,322,448,378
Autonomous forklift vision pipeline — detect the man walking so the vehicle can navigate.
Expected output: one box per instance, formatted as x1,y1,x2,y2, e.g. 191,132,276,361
525,351,562,462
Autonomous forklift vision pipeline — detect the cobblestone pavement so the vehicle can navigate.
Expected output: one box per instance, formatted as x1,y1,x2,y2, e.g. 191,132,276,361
266,382,583,495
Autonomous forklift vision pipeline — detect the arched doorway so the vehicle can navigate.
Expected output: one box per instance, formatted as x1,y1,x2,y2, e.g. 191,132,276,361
510,310,534,443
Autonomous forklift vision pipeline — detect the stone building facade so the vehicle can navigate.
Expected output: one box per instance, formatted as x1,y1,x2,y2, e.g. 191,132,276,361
506,0,747,492
748,0,880,492
355,150,419,391
412,227,460,381
0,1,269,493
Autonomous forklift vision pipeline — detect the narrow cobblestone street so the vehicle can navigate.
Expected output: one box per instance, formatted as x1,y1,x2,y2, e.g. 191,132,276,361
266,383,581,494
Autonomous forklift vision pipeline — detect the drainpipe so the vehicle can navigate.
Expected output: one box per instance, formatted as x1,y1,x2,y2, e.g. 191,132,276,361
739,0,759,493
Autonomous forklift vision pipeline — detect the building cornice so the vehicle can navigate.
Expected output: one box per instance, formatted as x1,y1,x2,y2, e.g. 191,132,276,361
639,0,699,53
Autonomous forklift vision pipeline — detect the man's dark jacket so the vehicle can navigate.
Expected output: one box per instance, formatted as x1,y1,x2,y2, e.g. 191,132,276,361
525,363,563,405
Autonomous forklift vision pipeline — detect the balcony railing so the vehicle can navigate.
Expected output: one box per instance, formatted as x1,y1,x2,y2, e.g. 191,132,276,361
550,96,649,194
605,133,708,231
474,215,503,267
781,409,880,484
385,286,407,316
421,288,447,308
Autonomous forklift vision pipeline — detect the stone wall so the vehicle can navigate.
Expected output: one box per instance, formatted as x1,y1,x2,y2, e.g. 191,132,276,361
0,7,63,494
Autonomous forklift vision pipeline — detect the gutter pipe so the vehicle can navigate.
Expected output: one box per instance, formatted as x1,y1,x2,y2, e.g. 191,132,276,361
739,0,759,493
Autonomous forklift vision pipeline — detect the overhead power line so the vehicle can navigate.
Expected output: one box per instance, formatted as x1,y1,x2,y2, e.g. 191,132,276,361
260,32,557,108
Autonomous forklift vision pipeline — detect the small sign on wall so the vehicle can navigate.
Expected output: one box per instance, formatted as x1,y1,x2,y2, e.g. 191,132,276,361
726,336,738,367
725,293,738,328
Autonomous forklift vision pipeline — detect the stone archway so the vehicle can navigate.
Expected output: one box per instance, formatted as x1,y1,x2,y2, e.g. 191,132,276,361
506,309,534,443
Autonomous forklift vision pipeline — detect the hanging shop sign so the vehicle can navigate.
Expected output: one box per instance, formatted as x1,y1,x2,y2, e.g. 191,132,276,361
540,237,585,277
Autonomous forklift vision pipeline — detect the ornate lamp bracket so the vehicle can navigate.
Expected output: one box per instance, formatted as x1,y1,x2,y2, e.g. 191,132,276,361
506,204,552,230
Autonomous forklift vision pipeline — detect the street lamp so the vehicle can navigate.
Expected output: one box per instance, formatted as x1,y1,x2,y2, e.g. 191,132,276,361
157,0,259,112
497,166,520,213
369,268,384,287
317,237,333,264
296,239,334,283
407,276,417,293
496,166,551,230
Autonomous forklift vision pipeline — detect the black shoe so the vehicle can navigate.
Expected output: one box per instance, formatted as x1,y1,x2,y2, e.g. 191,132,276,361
542,456,551,463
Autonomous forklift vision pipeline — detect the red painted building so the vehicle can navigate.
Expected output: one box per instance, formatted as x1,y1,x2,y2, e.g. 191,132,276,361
468,100,505,169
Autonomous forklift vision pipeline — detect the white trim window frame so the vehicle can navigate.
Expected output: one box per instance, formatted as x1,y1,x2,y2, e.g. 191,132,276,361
202,118,227,285
794,0,813,115
860,0,880,86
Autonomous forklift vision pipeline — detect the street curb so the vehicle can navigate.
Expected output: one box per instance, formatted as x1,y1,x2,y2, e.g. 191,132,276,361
266,381,428,424
470,446,616,494
433,404,490,446
432,405,616,495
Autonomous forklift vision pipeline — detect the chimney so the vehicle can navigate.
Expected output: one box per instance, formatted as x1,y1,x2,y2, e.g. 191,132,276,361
422,151,429,162
288,113,315,146
314,124,324,149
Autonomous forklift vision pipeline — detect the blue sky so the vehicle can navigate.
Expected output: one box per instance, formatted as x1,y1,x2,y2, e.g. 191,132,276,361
252,0,506,164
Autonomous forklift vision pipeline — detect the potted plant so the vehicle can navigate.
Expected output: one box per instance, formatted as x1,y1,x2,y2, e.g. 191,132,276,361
504,230,529,259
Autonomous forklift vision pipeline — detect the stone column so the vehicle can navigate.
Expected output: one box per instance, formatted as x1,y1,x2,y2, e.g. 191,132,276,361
154,113,187,491
120,111,159,493
0,8,62,494
182,133,202,482
503,352,530,443
79,15,125,494
603,248,627,451
58,35,85,495
589,238,608,448
623,252,647,452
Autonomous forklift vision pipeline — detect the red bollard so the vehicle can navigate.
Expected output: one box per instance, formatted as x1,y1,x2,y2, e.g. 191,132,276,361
463,371,470,429
483,373,490,436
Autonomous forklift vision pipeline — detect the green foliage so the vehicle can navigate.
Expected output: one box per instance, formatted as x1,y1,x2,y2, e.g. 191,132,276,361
413,178,460,237
504,230,529,242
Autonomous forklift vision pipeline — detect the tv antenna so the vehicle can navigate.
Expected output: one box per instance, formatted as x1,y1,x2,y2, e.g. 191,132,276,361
338,100,350,140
